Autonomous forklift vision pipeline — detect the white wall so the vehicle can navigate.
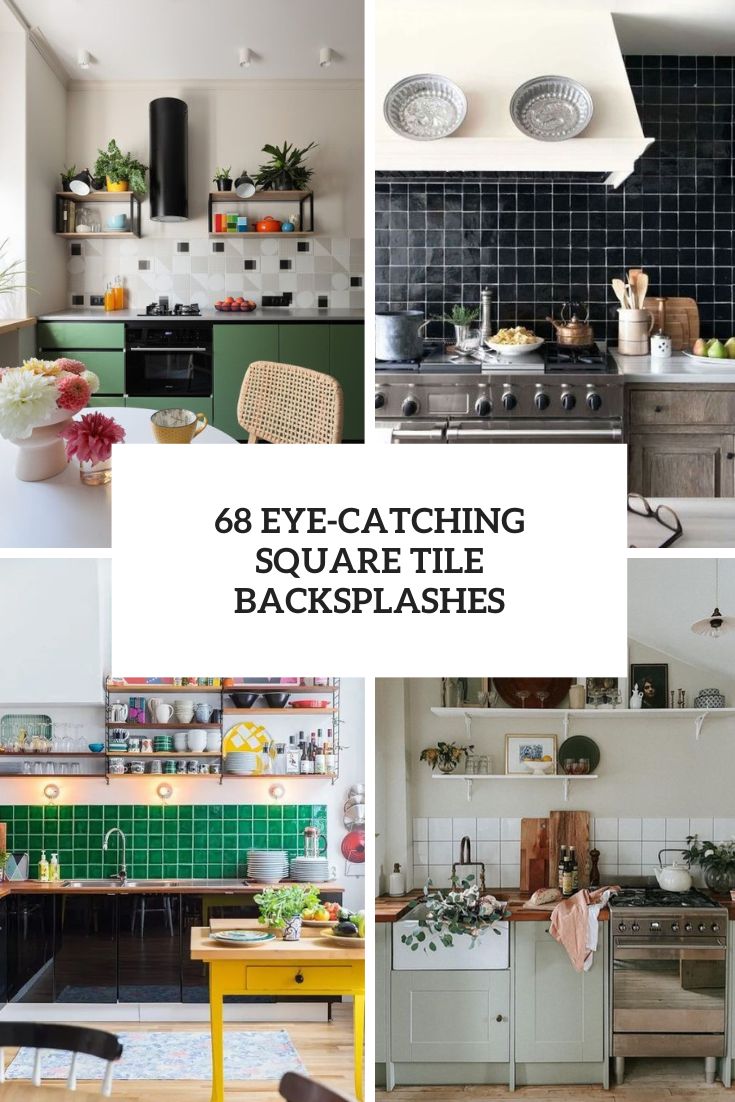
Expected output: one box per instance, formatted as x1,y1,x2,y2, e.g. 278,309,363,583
0,27,27,320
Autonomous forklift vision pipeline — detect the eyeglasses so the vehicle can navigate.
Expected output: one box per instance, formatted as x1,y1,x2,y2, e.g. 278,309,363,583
627,493,683,548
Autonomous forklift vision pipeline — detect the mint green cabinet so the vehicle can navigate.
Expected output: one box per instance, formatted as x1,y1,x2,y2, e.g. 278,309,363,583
514,921,605,1063
376,924,390,1065
213,324,279,441
88,397,123,408
330,324,364,442
391,970,510,1063
37,322,124,350
125,396,213,422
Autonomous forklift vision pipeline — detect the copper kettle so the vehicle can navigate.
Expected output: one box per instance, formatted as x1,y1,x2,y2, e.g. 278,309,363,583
547,301,594,346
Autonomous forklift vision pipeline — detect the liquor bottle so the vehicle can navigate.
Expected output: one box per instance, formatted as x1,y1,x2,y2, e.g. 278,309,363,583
315,739,326,775
325,728,335,773
569,846,579,891
562,854,574,897
285,735,300,774
299,737,309,774
557,846,567,891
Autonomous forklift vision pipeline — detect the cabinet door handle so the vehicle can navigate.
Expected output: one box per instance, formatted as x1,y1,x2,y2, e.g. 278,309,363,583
294,971,304,984
727,453,735,460
496,1014,504,1023
654,405,663,413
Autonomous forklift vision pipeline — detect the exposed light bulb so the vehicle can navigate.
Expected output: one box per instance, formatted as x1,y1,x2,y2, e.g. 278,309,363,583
269,782,286,801
77,49,91,70
238,48,252,68
43,783,60,803
319,47,333,68
156,782,173,802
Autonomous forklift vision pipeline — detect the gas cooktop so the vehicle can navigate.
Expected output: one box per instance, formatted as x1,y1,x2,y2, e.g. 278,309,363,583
139,302,201,317
611,888,719,909
375,342,618,376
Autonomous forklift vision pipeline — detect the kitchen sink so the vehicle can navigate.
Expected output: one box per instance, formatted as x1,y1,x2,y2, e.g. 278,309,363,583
392,903,510,970
64,879,130,888
62,878,249,889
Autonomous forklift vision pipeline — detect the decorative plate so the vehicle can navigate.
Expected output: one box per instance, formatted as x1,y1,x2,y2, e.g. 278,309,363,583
384,74,467,141
223,720,271,754
289,700,330,709
320,929,365,948
493,678,574,709
558,735,600,772
682,350,735,367
302,919,338,927
510,76,593,142
209,930,275,945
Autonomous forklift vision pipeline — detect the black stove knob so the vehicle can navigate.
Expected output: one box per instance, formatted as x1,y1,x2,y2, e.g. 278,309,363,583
712,922,720,933
401,396,419,417
631,922,640,932
671,922,679,932
561,391,576,411
685,922,693,932
375,391,386,410
534,392,550,411
587,392,603,411
698,923,707,933
502,391,517,411
475,397,492,417
617,922,627,932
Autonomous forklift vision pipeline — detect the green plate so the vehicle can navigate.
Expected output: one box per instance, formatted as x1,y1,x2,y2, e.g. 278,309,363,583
559,735,600,773
209,930,275,945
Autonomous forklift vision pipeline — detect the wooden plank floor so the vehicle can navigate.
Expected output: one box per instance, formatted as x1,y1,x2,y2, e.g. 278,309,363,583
3,1010,358,1101
378,1059,733,1100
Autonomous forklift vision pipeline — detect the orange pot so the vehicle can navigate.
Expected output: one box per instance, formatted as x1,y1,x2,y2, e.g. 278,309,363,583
255,216,282,233
106,177,129,192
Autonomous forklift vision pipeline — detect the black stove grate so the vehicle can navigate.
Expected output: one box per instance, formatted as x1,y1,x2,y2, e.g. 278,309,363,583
611,888,719,909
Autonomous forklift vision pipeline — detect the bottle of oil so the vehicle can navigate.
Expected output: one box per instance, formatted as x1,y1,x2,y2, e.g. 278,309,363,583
562,854,574,897
569,846,579,891
113,275,125,311
557,845,567,891
103,282,115,312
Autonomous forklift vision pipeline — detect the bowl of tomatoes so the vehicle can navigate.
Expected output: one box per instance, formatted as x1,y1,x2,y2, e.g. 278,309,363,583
215,296,256,312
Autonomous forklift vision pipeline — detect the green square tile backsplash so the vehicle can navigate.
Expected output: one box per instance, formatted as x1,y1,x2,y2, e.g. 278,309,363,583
0,804,327,879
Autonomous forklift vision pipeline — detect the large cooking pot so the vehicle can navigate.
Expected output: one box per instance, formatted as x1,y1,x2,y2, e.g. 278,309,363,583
376,310,429,361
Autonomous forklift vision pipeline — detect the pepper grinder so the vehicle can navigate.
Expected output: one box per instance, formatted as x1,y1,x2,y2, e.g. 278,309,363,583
480,287,494,345
589,848,601,889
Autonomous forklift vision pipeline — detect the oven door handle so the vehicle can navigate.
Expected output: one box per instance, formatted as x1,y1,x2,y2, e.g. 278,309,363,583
390,424,446,444
127,347,209,353
615,941,726,961
447,425,623,442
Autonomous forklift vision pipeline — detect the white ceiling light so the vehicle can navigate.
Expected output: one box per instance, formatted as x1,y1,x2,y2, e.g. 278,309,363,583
319,46,333,68
691,560,735,638
77,48,91,70
238,47,252,68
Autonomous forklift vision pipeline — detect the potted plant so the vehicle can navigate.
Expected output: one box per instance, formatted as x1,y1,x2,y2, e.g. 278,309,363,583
254,141,317,191
434,305,481,351
682,835,735,894
401,875,506,952
60,164,76,192
213,166,233,192
0,239,25,298
254,884,321,941
419,741,473,774
93,140,147,194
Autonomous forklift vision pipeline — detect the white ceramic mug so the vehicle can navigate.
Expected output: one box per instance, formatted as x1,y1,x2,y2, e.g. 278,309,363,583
173,731,189,751
148,697,163,719
206,730,222,752
153,702,174,723
110,703,128,722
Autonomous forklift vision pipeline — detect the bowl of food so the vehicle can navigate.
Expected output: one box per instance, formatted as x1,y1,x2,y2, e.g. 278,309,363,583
485,326,544,356
525,759,554,775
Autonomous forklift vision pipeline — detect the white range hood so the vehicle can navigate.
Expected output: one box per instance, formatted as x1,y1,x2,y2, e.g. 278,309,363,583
376,0,654,186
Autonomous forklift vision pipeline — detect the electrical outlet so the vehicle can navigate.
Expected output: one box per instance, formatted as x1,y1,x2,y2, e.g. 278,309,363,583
89,295,104,307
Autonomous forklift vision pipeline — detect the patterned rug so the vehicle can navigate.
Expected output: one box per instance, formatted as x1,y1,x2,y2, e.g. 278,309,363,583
6,1029,306,1081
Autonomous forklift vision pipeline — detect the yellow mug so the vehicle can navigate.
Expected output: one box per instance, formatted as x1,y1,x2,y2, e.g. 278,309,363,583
150,408,208,444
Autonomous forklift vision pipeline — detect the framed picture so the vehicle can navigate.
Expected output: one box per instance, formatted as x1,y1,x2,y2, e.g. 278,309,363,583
505,734,557,775
630,663,668,709
585,677,621,707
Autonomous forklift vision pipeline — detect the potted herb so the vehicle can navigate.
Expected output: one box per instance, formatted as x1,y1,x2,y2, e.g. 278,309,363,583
0,239,25,297
434,305,481,351
60,164,76,192
254,141,317,191
419,741,472,774
401,876,506,953
682,835,735,894
213,166,233,192
254,884,321,941
93,140,147,194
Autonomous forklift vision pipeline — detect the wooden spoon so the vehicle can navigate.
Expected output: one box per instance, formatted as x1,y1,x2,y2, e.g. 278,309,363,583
611,278,628,308
635,272,649,309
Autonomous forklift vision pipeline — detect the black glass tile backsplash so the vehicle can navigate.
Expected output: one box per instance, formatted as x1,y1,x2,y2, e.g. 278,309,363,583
376,56,735,343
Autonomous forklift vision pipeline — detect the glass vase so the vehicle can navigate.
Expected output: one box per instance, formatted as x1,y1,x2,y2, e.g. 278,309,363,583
79,458,112,486
704,865,735,895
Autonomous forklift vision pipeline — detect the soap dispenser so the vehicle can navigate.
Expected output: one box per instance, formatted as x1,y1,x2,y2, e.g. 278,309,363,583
38,851,49,882
49,853,60,882
388,862,406,897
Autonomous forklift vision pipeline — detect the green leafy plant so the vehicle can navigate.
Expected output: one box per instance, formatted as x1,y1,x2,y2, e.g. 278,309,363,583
682,835,735,875
434,305,480,326
401,876,505,953
213,166,232,182
254,141,317,191
60,164,76,188
255,884,321,928
93,140,148,193
0,240,26,296
419,741,472,772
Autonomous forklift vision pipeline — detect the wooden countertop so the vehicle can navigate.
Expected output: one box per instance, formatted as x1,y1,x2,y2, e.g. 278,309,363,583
0,317,35,337
375,891,610,923
191,922,364,962
0,880,344,896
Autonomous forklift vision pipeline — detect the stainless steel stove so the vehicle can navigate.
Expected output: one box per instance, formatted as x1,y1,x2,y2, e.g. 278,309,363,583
610,888,728,1085
375,343,624,444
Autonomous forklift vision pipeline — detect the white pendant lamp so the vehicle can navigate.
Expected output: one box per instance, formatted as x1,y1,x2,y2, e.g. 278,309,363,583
691,560,735,637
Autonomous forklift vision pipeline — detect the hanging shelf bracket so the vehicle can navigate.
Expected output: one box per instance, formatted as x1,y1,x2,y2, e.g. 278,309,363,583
463,711,473,742
465,777,473,803
695,713,708,741
563,776,570,802
562,711,570,742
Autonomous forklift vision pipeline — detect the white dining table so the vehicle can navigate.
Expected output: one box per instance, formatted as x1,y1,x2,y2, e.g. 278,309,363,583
0,407,237,549
628,497,735,549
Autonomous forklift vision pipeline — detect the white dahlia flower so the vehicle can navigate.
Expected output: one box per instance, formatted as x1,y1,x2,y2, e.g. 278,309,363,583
80,369,100,395
0,369,59,439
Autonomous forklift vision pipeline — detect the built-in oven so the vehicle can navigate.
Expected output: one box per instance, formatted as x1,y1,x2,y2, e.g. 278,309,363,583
125,323,212,397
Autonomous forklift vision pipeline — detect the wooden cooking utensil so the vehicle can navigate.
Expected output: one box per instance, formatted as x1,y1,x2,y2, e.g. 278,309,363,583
611,279,627,308
548,809,590,888
635,272,649,309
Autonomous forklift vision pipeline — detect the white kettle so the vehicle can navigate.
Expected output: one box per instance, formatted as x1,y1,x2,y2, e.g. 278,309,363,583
653,849,692,892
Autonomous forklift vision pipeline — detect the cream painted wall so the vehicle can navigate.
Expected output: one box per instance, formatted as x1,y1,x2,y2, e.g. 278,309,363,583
0,29,27,320
65,80,364,239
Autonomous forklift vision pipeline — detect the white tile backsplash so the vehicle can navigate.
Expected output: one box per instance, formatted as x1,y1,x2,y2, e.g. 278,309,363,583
618,840,642,865
452,818,477,844
618,818,642,841
594,817,617,841
413,817,428,842
501,817,521,841
413,841,429,866
666,818,690,841
689,818,713,839
642,818,666,840
477,817,500,840
428,817,452,841
714,818,735,840
476,840,500,864
429,840,453,866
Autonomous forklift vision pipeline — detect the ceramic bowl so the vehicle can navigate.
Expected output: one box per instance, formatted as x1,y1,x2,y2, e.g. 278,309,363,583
230,692,259,708
262,692,291,708
88,743,105,753
187,731,207,752
525,760,554,775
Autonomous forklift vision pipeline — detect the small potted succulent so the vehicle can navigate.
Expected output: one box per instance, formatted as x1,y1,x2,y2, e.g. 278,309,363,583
401,875,506,952
254,884,321,941
419,741,473,774
60,164,76,192
213,166,233,192
682,835,735,894
93,140,147,193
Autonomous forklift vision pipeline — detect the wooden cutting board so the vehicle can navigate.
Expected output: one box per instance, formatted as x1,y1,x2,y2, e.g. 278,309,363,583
642,296,699,351
520,817,550,892
548,810,590,888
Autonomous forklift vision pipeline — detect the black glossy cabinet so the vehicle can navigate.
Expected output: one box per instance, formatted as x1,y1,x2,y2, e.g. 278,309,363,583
7,894,55,1002
54,893,117,1003
118,894,182,1002
181,895,257,1003
0,898,7,1005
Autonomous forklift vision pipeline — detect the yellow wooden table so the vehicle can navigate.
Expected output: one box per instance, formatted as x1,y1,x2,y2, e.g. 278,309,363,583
191,924,364,1102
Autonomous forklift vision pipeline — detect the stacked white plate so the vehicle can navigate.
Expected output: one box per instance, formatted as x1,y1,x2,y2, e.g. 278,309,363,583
225,751,259,775
290,856,331,882
247,849,288,883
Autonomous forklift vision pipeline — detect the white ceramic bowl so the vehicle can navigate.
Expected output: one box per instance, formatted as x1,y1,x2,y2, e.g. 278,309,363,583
525,760,554,775
206,731,222,752
173,731,189,751
485,338,545,357
187,731,207,752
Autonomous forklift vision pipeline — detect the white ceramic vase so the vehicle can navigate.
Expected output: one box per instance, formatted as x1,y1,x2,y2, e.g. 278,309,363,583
11,408,71,482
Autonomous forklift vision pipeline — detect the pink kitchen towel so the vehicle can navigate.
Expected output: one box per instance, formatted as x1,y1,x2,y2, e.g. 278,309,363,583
550,887,618,972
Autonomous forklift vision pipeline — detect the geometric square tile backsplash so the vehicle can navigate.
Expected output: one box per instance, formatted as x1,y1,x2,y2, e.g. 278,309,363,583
0,804,326,880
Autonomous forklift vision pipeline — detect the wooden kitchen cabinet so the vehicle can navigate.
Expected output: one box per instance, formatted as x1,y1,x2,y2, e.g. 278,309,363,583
391,970,510,1063
514,921,605,1064
213,323,279,441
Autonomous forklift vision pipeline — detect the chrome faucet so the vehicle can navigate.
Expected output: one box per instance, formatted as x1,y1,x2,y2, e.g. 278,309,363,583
103,827,128,881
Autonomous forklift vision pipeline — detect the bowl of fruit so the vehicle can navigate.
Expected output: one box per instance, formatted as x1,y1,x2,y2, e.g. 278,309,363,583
685,337,735,365
320,909,366,946
215,297,257,312
301,900,341,926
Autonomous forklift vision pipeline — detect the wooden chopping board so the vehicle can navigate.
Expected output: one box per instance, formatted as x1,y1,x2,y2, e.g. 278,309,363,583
642,296,699,351
548,810,590,888
520,818,549,892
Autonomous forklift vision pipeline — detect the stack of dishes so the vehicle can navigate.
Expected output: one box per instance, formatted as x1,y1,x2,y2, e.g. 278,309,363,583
225,751,258,775
247,849,288,884
153,735,174,753
290,856,330,882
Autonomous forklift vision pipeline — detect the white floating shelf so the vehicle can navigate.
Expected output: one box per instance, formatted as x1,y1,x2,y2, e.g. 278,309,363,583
431,772,598,803
431,706,735,741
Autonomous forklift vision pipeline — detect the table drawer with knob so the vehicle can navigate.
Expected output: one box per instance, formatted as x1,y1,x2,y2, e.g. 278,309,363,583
629,387,735,428
243,964,358,993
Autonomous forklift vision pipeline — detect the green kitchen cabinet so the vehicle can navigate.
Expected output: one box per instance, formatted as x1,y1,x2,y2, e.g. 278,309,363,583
278,323,331,374
89,397,123,408
37,322,124,351
514,920,605,1064
376,924,390,1065
329,324,364,442
125,396,213,422
213,323,279,441
52,350,124,395
391,970,510,1064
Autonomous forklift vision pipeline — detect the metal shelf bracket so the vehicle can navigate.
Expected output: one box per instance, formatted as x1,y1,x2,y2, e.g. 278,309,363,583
695,713,708,741
465,777,473,803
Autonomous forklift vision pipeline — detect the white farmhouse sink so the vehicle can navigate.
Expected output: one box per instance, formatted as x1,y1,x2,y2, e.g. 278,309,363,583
393,904,509,970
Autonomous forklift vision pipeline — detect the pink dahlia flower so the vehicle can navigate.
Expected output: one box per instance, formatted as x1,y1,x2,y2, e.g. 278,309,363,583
54,358,87,375
59,411,126,463
56,373,91,413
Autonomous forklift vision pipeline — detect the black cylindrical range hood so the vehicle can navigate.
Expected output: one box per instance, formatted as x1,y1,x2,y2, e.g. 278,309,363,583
149,97,188,222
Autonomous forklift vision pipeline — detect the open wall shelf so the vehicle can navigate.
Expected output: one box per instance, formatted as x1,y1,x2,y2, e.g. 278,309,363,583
55,192,142,238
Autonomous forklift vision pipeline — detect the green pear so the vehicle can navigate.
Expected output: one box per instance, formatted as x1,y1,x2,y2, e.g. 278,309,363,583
725,338,735,359
707,338,718,348
692,338,707,357
708,339,727,358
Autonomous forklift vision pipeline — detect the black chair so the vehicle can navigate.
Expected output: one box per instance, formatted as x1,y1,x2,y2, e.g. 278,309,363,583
278,1071,352,1102
0,1024,123,1096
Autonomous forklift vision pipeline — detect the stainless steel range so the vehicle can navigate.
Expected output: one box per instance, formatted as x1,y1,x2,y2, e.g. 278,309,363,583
375,342,624,444
610,888,728,1085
